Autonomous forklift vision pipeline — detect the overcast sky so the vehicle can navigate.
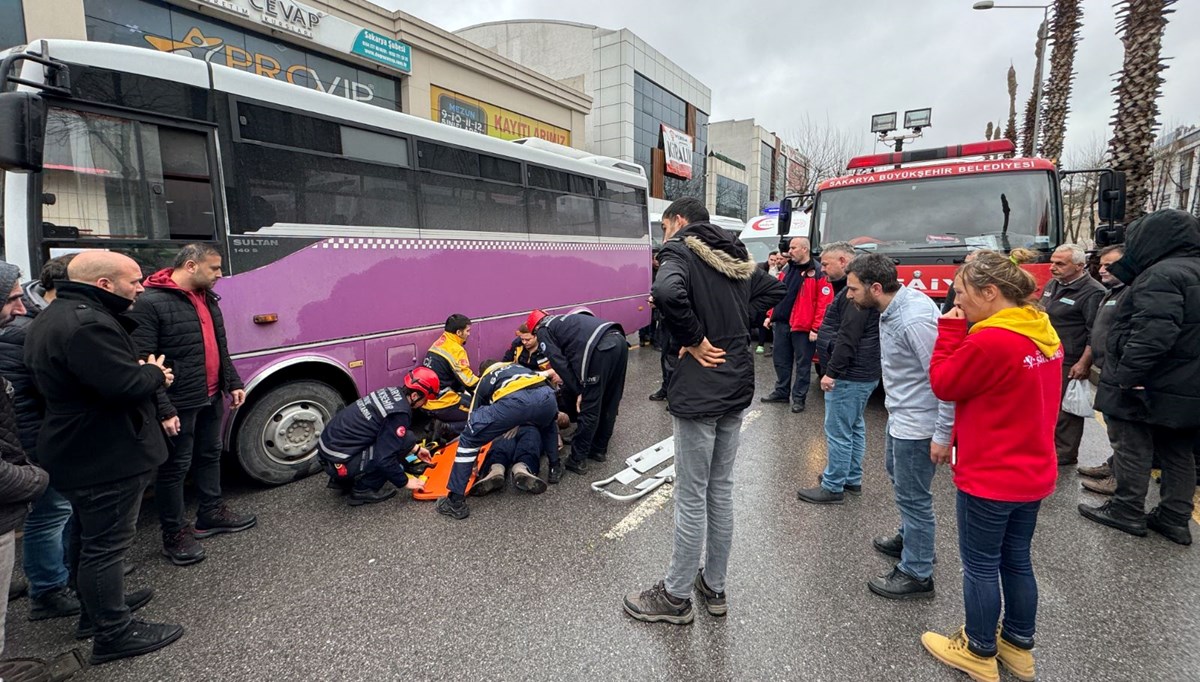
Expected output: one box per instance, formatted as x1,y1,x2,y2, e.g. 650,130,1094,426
376,0,1198,164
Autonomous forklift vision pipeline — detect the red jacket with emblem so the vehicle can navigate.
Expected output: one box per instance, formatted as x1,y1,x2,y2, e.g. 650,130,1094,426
930,311,1062,503
788,262,833,333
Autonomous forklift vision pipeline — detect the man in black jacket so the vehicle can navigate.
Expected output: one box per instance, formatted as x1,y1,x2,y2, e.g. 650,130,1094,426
0,255,80,621
623,198,784,624
0,259,52,679
798,243,882,504
25,250,183,664
527,309,627,475
128,244,255,567
1082,209,1200,545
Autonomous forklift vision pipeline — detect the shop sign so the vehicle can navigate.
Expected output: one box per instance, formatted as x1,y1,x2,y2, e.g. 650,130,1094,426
430,86,571,146
351,30,411,73
662,124,693,179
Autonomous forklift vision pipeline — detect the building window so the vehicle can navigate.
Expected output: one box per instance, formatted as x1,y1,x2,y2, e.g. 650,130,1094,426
716,175,748,222
633,72,706,201
759,142,774,212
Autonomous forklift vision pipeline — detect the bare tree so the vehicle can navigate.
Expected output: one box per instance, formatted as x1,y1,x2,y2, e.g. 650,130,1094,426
781,113,864,194
1041,0,1083,163
1108,0,1178,222
1060,133,1109,243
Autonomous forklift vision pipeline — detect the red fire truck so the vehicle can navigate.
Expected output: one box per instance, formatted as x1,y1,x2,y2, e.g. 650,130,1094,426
777,139,1123,301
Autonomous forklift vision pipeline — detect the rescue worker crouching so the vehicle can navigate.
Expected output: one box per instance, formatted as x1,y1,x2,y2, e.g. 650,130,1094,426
421,314,479,435
437,360,564,520
318,368,439,506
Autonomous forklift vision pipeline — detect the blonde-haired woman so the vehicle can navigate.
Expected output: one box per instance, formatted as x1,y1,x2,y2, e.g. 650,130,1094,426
923,251,1063,682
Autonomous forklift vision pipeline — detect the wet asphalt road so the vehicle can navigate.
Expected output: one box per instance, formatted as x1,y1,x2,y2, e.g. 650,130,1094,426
5,344,1200,681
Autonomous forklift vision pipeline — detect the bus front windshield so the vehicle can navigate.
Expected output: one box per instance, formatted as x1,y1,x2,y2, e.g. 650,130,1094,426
815,171,1056,253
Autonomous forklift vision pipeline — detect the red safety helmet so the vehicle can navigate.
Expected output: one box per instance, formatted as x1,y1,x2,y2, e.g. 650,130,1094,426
403,367,440,403
525,309,548,333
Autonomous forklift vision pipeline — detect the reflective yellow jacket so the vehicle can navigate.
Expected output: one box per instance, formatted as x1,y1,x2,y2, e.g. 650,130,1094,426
423,332,479,410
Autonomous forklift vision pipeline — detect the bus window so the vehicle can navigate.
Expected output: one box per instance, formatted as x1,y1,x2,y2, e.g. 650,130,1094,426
599,201,648,240
418,174,524,234
40,108,217,242
528,190,597,238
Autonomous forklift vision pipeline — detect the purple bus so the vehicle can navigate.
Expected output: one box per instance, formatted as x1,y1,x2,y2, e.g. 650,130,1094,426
0,40,651,484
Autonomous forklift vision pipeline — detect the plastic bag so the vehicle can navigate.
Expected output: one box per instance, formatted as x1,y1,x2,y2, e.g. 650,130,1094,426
1062,379,1094,418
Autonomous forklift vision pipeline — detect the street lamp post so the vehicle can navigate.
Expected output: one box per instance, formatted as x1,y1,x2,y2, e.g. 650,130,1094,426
973,1,1051,156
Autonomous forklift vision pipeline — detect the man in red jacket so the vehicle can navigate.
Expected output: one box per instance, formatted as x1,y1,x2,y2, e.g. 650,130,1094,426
761,238,833,413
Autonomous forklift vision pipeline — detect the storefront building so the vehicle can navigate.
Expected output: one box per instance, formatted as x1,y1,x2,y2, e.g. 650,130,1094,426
2,0,590,149
456,21,713,208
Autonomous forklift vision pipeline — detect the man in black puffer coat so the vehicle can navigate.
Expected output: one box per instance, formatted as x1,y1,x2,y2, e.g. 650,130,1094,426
622,198,784,625
0,255,81,621
127,244,255,567
0,259,51,678
1083,209,1200,546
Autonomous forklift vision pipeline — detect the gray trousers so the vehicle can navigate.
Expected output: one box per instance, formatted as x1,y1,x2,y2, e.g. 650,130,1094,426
0,530,14,657
664,411,743,598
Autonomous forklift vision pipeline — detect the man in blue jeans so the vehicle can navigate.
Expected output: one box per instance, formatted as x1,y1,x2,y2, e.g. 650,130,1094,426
761,237,826,413
844,255,954,600
0,256,79,621
623,198,783,624
798,243,881,504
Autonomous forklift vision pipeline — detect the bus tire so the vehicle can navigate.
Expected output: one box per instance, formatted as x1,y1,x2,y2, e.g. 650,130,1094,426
235,380,345,486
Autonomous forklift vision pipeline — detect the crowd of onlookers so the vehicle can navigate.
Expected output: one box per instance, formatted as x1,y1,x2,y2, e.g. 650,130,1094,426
635,201,1199,682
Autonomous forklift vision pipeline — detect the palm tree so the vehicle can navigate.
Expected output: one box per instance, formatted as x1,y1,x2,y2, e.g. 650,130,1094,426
1108,0,1178,222
1019,24,1046,157
1040,0,1083,162
1004,64,1019,152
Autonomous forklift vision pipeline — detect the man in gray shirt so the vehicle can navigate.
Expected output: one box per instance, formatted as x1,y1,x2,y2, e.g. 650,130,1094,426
845,254,954,600
1043,244,1105,465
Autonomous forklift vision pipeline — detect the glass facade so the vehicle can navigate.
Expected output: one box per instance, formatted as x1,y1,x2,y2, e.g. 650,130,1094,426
0,0,24,51
715,175,748,221
633,72,707,202
773,149,787,201
83,0,401,110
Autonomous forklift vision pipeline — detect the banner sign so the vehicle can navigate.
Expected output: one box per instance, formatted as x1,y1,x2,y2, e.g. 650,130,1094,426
662,124,693,179
430,86,571,146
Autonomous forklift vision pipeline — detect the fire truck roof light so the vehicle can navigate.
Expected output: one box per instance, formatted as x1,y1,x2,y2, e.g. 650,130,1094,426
846,139,1017,170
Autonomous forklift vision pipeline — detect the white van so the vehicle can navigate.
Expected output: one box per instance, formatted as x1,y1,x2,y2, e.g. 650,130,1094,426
739,212,811,263
650,212,746,250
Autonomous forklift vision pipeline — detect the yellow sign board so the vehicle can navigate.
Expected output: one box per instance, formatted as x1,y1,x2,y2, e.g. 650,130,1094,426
430,86,570,147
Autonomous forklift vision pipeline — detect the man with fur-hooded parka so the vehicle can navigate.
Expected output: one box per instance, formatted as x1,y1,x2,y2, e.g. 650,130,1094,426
652,213,786,419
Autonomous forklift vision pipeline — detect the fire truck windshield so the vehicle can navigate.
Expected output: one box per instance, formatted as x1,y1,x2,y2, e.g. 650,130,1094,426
814,170,1056,253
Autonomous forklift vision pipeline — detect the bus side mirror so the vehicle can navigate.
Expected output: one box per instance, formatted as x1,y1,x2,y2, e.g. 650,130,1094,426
778,198,793,237
1098,171,1126,223
0,92,48,172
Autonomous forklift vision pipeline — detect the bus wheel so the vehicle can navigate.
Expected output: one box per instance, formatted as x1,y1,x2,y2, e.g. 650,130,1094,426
236,380,345,486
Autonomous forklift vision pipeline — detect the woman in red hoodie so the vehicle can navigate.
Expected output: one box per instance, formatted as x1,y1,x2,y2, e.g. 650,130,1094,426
921,250,1063,682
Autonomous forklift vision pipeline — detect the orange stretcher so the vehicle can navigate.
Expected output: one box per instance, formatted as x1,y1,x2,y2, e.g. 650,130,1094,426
411,440,492,501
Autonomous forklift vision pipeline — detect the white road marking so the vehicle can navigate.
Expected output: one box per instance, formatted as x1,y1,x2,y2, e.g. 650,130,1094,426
601,409,763,540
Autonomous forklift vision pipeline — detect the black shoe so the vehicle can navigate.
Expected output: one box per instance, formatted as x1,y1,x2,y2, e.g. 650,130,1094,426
547,463,563,485
796,486,844,505
868,566,935,600
565,458,589,475
512,463,548,495
470,464,506,497
89,619,183,665
161,527,206,566
760,393,788,404
75,588,155,640
1078,501,1147,537
648,389,667,402
348,485,398,506
791,402,806,413
844,484,862,496
1146,507,1192,546
622,580,694,625
28,586,80,621
194,504,257,538
0,657,51,682
872,533,903,559
693,570,727,617
8,576,27,602
436,496,469,520
588,450,607,463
